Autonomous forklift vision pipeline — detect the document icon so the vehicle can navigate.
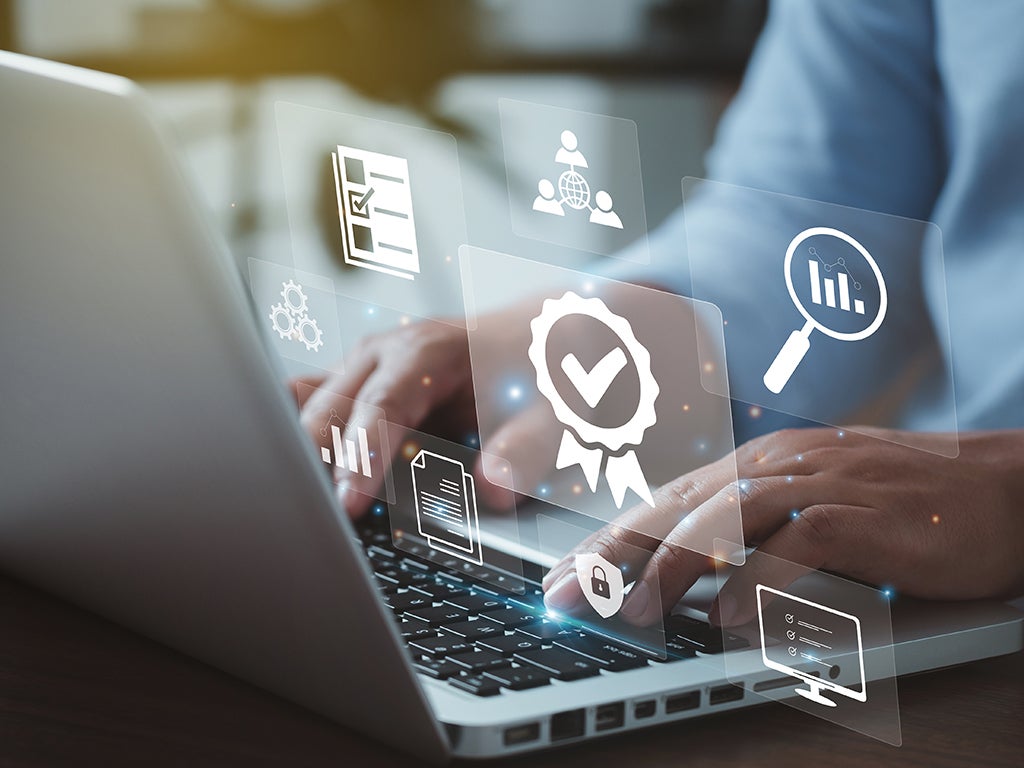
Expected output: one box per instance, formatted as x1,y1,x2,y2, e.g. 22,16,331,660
411,450,483,565
331,145,420,281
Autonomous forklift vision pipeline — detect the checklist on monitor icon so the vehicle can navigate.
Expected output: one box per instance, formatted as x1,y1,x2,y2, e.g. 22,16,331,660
331,145,421,281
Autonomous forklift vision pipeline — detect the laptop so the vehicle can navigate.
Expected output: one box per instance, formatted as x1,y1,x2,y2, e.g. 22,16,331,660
1,51,1021,762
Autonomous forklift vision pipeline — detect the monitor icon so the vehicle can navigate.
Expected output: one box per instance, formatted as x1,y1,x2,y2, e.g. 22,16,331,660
756,584,867,707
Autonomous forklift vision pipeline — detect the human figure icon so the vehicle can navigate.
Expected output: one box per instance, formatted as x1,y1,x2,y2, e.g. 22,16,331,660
554,129,588,168
532,179,565,216
589,190,623,229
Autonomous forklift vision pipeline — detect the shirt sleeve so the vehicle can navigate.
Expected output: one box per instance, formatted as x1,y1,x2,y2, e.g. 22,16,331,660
617,0,946,426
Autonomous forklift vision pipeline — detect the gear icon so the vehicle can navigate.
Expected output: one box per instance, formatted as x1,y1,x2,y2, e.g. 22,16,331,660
295,315,324,352
267,279,326,353
280,279,309,316
268,302,296,340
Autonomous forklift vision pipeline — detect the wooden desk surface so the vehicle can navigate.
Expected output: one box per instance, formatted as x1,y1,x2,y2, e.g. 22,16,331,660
1,575,1020,767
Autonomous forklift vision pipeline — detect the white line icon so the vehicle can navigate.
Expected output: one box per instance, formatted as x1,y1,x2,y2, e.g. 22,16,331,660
331,145,420,280
268,279,324,352
318,409,372,478
532,129,623,229
756,585,867,707
411,450,483,565
763,227,887,394
528,291,659,509
806,246,866,314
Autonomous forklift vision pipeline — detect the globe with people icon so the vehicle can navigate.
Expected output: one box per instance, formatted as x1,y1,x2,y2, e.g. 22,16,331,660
558,169,591,210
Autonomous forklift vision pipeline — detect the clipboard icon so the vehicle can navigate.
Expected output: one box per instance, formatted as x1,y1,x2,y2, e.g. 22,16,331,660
331,145,421,281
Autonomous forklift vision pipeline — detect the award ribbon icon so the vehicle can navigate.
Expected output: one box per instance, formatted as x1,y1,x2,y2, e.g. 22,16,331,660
528,291,659,509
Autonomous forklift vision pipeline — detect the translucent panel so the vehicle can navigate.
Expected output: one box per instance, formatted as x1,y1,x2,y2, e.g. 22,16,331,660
499,98,649,262
462,245,743,564
714,541,901,746
683,177,958,458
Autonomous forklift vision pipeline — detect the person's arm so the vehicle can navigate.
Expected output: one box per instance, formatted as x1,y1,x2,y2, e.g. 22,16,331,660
626,0,947,427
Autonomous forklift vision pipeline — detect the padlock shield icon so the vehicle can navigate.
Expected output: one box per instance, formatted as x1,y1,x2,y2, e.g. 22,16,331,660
591,565,611,598
575,552,624,618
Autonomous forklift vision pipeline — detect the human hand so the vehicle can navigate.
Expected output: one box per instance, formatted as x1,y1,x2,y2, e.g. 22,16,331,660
292,303,561,518
542,428,1024,626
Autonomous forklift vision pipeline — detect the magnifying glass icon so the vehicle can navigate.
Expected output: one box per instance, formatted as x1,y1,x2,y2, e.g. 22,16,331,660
763,227,887,394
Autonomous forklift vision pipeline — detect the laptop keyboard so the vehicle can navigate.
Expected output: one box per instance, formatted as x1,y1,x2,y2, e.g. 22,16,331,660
357,524,749,697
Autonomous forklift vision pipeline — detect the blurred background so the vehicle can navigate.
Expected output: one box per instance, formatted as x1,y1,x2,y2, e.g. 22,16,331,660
0,0,765,275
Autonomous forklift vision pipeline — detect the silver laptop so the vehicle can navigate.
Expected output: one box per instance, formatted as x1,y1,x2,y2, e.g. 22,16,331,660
1,51,1020,762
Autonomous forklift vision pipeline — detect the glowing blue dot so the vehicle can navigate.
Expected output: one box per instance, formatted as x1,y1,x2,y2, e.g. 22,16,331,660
796,454,803,462
881,586,896,600
369,451,376,459
372,504,385,517
790,509,800,519
465,434,479,447
537,485,550,497
366,307,376,316
837,430,845,439
737,479,751,494
786,475,794,483
508,385,523,400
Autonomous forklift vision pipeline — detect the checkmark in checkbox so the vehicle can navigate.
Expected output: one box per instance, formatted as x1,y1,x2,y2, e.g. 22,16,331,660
347,186,376,219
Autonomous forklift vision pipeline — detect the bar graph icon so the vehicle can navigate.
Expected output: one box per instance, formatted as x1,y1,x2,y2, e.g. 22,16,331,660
807,251,865,315
319,409,372,478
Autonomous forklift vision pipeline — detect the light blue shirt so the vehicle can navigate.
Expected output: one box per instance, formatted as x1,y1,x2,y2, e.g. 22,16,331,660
635,0,1024,437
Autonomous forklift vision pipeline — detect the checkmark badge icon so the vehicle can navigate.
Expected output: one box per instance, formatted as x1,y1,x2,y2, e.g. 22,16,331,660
561,346,627,408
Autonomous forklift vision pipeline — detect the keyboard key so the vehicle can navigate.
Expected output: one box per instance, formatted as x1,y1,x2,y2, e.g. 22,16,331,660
516,621,579,642
477,634,543,656
554,635,650,671
507,589,546,612
442,593,507,613
483,666,551,691
410,582,467,600
665,615,749,653
661,638,699,660
404,606,468,626
513,648,600,681
399,624,437,642
384,592,433,612
375,567,432,588
397,556,431,572
367,544,396,560
478,606,537,629
446,649,511,673
409,636,474,658
414,658,463,680
449,674,503,697
439,618,504,640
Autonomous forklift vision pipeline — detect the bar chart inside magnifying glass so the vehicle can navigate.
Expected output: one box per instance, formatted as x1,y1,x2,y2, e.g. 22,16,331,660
763,227,888,395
